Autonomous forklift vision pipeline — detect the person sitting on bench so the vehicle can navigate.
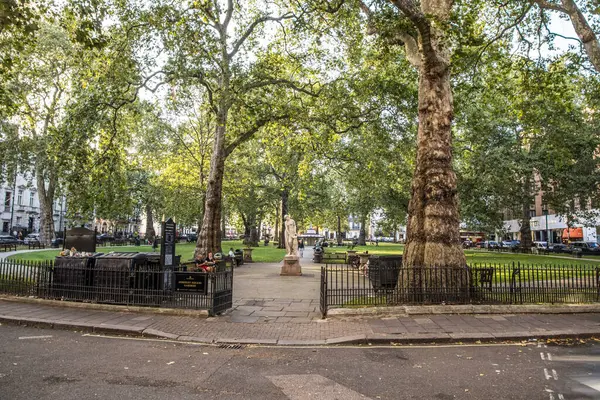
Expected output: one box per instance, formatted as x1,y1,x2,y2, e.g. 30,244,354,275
194,252,215,272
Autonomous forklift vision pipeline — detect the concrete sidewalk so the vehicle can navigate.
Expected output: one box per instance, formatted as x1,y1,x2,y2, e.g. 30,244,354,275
3,298,600,345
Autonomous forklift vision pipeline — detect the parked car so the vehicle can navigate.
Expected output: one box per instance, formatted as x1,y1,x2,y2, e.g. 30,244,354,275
0,235,19,245
186,233,198,243
462,240,473,248
23,234,40,245
549,243,569,253
569,241,600,252
51,238,64,248
501,240,515,248
533,241,548,249
483,241,500,249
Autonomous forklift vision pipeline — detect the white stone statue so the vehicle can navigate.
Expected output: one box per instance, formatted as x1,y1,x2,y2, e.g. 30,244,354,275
284,215,298,257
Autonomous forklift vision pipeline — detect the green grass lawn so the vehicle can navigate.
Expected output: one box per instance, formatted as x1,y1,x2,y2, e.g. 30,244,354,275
322,242,600,266
6,240,287,263
8,239,600,266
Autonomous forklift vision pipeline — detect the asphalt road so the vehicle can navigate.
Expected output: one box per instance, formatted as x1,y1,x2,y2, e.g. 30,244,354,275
0,324,597,400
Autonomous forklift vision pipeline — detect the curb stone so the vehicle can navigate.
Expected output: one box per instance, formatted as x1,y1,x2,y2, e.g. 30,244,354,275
326,303,600,318
0,296,209,318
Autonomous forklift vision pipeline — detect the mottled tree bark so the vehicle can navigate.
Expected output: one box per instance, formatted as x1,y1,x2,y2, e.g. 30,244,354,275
402,66,466,268
36,172,56,247
520,202,533,250
358,214,367,245
145,203,155,240
337,215,343,245
196,112,227,258
274,204,279,243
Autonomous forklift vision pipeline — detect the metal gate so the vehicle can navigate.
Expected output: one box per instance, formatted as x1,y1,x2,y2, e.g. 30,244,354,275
211,268,234,315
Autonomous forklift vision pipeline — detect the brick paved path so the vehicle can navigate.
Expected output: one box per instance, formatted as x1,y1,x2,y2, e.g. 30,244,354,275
2,299,600,345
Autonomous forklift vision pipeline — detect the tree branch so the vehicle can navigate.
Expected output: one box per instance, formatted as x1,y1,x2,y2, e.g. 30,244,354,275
223,0,234,30
391,0,445,70
241,77,321,96
228,12,295,59
224,115,289,157
358,1,421,68
531,0,566,13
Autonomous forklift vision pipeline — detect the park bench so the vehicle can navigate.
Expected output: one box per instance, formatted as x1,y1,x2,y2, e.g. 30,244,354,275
322,252,347,264
0,244,17,252
27,242,45,250
470,267,494,292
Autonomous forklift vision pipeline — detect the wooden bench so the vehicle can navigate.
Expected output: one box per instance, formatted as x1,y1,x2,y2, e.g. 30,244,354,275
0,244,17,252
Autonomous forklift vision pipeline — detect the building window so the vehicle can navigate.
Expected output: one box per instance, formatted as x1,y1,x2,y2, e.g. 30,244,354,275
528,210,536,218
17,190,23,205
4,191,11,211
29,192,34,207
16,216,21,225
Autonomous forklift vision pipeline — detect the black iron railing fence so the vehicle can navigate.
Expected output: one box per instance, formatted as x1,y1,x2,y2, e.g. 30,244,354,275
0,258,233,316
320,261,600,317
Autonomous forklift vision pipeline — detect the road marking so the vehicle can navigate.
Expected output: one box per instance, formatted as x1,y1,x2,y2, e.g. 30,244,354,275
558,394,565,400
541,352,545,361
18,335,53,340
540,352,553,361
267,374,371,400
544,369,558,380
552,355,600,362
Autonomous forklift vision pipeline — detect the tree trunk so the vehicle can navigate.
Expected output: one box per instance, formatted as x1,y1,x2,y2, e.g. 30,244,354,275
520,202,533,250
274,204,279,243
37,172,56,247
337,215,342,245
249,226,259,247
221,206,226,241
402,67,466,269
196,113,227,258
145,203,155,240
279,189,288,249
358,214,367,246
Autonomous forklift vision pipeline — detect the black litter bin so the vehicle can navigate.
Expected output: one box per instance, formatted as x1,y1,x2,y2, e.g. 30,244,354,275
93,252,165,305
234,249,244,266
313,247,323,263
53,253,103,301
368,255,402,293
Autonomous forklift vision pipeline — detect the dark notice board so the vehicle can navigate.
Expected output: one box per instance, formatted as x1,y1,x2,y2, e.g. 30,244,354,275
161,218,176,268
175,272,208,294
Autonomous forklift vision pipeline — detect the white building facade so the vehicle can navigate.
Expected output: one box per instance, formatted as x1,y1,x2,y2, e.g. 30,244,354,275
503,212,599,244
0,173,67,235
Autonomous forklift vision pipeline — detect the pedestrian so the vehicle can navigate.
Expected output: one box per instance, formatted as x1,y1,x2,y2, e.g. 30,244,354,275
152,237,158,251
228,247,237,267
298,240,304,257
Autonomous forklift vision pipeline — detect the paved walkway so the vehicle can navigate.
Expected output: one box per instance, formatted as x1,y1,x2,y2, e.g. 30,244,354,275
3,299,600,345
228,247,321,323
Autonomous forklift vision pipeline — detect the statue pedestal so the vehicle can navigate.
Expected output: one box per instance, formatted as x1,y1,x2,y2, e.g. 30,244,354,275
280,255,302,276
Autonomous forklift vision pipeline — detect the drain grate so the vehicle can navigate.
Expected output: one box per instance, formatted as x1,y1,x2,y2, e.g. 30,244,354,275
217,343,245,349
